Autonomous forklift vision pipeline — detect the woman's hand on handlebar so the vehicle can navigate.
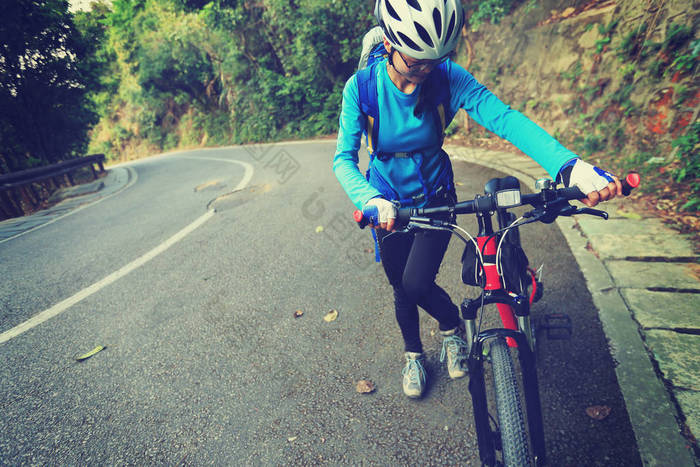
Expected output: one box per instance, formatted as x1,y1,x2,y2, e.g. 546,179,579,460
560,159,625,207
581,176,623,207
364,197,398,232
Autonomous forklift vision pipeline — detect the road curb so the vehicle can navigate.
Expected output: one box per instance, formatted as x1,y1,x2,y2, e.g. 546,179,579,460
446,144,698,466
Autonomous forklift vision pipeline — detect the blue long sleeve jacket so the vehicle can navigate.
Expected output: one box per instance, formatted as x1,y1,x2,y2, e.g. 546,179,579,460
333,58,578,209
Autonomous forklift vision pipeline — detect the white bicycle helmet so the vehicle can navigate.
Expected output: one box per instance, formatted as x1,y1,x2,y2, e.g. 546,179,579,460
375,0,465,60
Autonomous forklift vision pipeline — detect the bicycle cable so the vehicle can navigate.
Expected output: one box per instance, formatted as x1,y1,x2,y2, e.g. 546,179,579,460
495,216,525,290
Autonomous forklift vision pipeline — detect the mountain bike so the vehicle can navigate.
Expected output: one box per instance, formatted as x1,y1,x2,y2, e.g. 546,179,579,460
355,173,639,466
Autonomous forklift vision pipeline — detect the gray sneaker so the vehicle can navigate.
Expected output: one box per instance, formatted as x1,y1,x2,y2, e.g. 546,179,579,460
402,352,427,398
440,327,469,379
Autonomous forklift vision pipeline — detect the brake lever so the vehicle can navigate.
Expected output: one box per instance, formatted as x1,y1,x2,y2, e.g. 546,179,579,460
557,204,579,217
401,222,431,234
534,201,576,223
575,207,609,219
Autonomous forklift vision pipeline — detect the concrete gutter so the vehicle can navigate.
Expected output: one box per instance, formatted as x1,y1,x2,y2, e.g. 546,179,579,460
446,144,699,466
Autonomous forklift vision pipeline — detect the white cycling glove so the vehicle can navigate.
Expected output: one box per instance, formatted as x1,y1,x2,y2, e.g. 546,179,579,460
559,159,615,194
364,197,397,225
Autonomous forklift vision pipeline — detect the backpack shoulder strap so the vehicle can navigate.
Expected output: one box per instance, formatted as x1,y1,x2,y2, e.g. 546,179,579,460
356,61,380,156
431,62,451,139
366,42,388,68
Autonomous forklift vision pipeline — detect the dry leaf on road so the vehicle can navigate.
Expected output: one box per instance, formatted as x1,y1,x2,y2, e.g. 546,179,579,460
323,309,338,322
586,405,611,420
75,345,106,362
293,310,304,318
356,380,376,394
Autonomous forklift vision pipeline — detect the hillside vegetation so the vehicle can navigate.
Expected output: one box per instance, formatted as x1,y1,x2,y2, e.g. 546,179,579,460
81,0,372,161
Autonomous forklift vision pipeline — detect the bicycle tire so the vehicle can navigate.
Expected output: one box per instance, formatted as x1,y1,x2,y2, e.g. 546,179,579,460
490,337,532,466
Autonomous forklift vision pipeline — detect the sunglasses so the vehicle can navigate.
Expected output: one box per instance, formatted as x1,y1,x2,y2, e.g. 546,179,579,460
394,49,448,73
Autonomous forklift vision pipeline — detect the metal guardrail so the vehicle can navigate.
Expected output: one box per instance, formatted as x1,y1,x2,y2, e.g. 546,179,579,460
0,154,106,219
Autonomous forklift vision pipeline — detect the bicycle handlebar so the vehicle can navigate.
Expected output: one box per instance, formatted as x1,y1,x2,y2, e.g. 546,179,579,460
354,172,640,229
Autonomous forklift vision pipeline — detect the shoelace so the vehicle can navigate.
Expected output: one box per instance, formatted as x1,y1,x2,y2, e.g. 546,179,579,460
402,357,425,385
440,335,468,363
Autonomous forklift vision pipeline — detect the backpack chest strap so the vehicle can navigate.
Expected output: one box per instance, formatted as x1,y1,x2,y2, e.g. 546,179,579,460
375,151,411,161
369,99,447,159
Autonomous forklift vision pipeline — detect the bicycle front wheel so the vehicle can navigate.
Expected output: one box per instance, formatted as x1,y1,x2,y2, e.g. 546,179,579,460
491,337,532,466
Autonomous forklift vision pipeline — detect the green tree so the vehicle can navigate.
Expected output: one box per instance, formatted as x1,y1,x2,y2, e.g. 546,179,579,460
73,1,118,122
0,0,98,173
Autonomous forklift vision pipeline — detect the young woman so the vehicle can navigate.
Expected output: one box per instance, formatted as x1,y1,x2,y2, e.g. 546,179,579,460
333,0,622,398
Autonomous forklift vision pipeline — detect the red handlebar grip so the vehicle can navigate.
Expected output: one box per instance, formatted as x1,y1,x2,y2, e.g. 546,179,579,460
625,172,640,188
621,172,640,196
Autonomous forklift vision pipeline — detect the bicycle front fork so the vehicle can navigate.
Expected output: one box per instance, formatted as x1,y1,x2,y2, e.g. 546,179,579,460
461,290,536,352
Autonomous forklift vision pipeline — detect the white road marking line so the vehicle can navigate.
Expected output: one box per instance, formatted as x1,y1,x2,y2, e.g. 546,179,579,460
177,156,254,191
0,210,214,344
0,157,254,344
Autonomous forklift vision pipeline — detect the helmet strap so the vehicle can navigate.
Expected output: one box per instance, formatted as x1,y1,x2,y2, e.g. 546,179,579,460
386,47,395,68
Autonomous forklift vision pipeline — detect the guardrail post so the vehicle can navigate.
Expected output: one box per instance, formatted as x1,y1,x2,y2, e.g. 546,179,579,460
28,184,40,206
0,191,20,218
12,190,23,216
19,186,35,211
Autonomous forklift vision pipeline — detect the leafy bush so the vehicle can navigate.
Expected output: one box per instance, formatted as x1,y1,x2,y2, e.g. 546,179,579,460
670,39,700,75
469,0,516,31
560,62,583,89
671,122,700,210
663,23,693,52
594,18,619,53
617,23,647,60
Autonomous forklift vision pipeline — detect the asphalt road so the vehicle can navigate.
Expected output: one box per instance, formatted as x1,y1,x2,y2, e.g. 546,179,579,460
0,142,641,465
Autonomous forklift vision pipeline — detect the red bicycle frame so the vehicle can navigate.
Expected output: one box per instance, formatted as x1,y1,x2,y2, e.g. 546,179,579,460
475,211,539,348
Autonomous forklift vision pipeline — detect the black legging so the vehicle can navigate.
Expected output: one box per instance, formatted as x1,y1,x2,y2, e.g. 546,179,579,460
375,193,461,353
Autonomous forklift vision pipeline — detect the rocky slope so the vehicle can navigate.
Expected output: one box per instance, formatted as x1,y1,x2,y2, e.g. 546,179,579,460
449,0,699,245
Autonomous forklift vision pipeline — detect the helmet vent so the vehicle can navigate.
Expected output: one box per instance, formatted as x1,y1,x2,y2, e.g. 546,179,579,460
385,0,402,21
414,22,434,47
445,11,456,42
397,31,424,52
385,24,401,46
432,8,442,38
406,0,422,11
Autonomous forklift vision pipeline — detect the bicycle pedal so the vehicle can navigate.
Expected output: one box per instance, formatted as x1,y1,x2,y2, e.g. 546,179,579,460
538,313,572,340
